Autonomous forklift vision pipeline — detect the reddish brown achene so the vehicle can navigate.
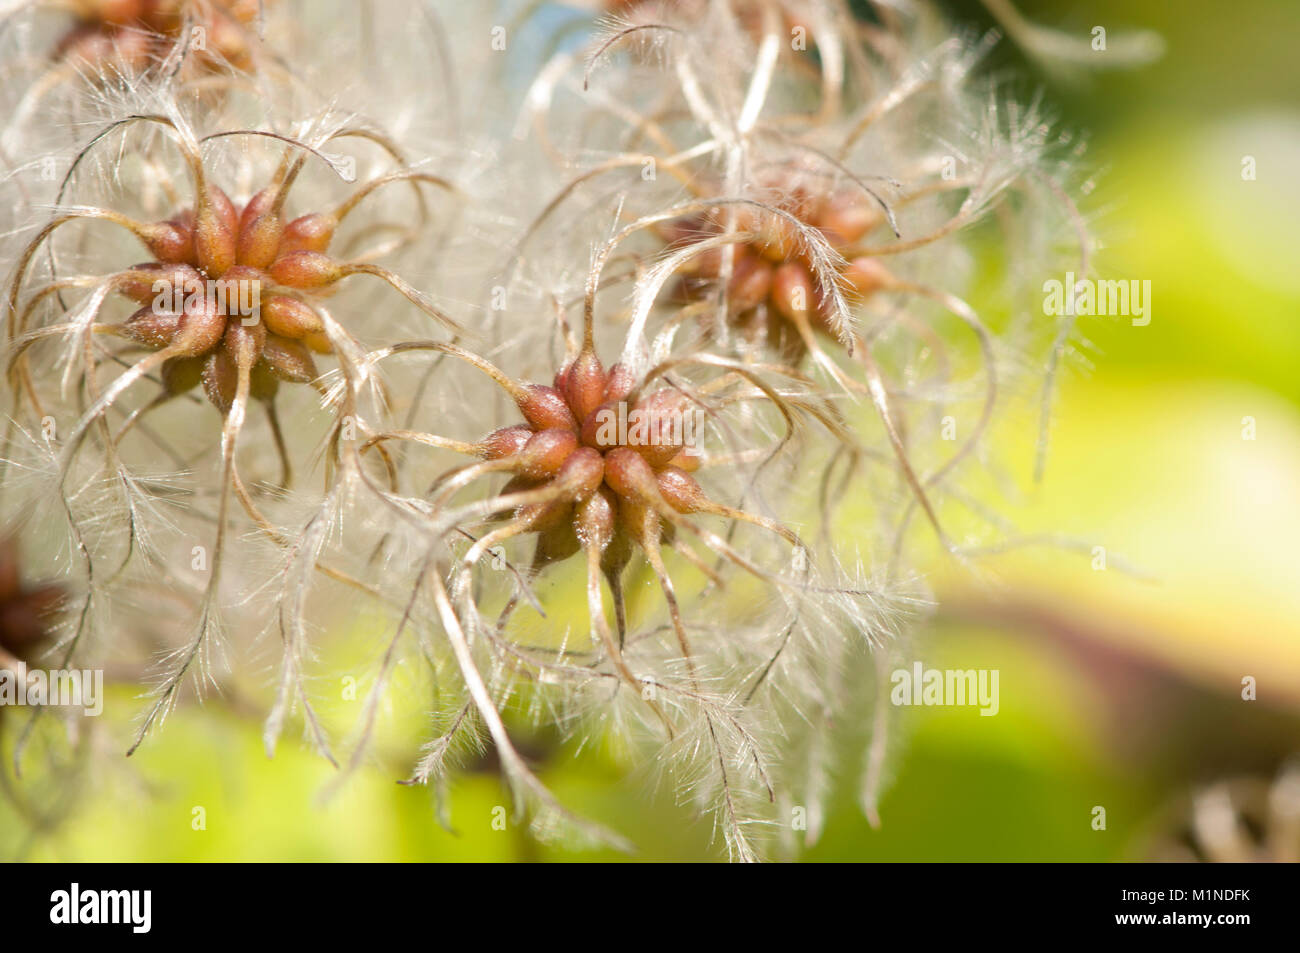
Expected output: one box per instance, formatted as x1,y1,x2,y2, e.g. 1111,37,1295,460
663,177,894,361
52,0,264,75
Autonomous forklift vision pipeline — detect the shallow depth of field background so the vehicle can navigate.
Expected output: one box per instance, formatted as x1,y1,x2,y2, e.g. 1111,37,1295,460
4,0,1298,861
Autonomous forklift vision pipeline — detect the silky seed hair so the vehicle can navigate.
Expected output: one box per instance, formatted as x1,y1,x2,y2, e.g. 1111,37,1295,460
1,0,1106,860
2,71,464,752
507,1,1097,562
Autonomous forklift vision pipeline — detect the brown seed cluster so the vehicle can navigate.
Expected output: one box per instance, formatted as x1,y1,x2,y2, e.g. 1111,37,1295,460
476,342,710,577
443,335,799,703
54,0,262,74
664,182,893,359
114,176,347,412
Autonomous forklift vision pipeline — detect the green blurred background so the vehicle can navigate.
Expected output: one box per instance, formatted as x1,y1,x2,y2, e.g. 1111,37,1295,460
4,0,1298,861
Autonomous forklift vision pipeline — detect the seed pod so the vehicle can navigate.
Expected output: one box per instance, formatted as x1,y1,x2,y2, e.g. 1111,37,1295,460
161,356,203,395
499,473,541,499
220,263,263,287
554,446,605,499
172,300,226,357
138,218,195,264
841,257,893,298
518,428,579,479
278,213,336,256
517,500,571,533
217,265,264,329
481,425,534,460
559,348,607,424
194,186,238,278
632,389,690,467
515,384,577,432
755,215,802,263
261,294,324,339
223,318,267,365
601,522,635,577
602,446,661,503
269,250,344,289
204,7,255,70
261,333,318,383
816,192,879,247
681,236,735,279
201,349,236,413
728,249,775,312
58,26,151,70
616,496,660,544
118,262,204,305
771,261,817,320
667,450,702,472
535,520,582,565
250,362,280,402
604,363,636,402
236,187,285,270
302,332,333,354
654,215,708,250
580,399,620,451
94,0,150,27
120,306,181,349
655,466,706,514
574,486,618,551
